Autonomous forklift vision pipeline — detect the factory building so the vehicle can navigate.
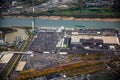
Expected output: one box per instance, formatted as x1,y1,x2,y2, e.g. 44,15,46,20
63,37,71,48
16,61,26,71
80,38,103,45
0,38,7,48
0,51,30,72
71,35,119,45
0,52,14,64
0,31,7,49
70,32,120,50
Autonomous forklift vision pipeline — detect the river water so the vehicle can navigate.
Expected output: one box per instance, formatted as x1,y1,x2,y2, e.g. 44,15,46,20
0,17,120,29
5,28,28,42
0,17,120,42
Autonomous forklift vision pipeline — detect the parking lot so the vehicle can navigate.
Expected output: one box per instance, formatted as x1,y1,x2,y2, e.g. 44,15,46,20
29,31,58,53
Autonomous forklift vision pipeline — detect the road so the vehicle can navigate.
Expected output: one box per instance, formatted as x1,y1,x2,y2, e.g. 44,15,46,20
0,54,22,80
0,33,31,80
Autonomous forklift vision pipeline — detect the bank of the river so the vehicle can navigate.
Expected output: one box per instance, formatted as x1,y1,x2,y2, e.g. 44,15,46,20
2,16,120,22
0,27,17,33
5,28,28,42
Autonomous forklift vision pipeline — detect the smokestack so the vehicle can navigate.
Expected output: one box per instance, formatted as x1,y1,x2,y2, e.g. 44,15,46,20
32,0,35,32
32,19,35,31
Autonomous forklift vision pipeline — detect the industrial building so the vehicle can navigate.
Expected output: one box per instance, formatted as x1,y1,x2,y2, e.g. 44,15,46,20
0,38,7,48
0,51,30,73
16,61,26,71
63,37,71,48
69,30,120,51
0,52,14,63
0,31,6,48
71,34,120,45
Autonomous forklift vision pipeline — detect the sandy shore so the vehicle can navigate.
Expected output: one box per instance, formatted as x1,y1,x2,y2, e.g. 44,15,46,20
2,16,120,22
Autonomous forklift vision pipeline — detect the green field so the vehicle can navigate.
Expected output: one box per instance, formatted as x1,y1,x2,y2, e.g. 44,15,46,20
21,7,120,18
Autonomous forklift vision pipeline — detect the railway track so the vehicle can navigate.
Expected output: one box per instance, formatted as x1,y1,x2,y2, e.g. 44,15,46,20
0,33,31,80
0,54,22,80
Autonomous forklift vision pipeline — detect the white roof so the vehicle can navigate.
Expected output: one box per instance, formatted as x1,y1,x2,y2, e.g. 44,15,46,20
43,51,50,54
0,52,14,63
71,35,80,43
16,61,26,71
71,32,78,35
59,52,68,54
109,45,115,50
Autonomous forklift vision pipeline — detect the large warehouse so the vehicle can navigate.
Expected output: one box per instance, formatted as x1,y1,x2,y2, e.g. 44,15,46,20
71,35,120,45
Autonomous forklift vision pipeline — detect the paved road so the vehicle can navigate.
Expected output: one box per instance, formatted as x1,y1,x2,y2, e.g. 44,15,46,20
0,54,22,80
0,34,31,80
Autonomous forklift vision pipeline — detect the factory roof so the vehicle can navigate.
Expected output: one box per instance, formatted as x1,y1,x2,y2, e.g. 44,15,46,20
16,61,26,71
71,32,78,35
59,52,68,54
0,52,14,63
64,37,70,44
80,38,103,43
71,35,119,44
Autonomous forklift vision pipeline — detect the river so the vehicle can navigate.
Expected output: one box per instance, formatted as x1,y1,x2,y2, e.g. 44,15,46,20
0,17,120,29
5,28,28,42
0,17,120,42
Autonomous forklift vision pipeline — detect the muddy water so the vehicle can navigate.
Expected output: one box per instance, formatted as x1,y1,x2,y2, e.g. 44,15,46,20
5,28,28,42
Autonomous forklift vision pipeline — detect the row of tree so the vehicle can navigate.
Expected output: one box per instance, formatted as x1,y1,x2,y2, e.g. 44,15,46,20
20,10,120,18
16,61,102,80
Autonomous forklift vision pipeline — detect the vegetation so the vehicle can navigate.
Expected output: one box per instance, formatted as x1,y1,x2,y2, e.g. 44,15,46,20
16,61,104,80
21,6,120,18
17,0,120,18
16,57,120,80
16,52,120,80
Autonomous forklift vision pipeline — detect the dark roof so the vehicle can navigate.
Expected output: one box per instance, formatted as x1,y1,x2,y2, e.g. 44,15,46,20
64,38,70,44
80,38,103,43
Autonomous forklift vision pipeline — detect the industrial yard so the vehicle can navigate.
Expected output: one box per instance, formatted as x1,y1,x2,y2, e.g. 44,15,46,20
0,27,120,80
0,0,120,79
28,31,58,53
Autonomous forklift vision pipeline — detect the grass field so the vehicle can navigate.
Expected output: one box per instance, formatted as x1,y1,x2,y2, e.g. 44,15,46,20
22,6,120,18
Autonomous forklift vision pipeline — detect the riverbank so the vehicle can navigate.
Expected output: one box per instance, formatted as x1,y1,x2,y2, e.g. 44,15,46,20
5,28,28,42
2,16,120,22
0,27,17,33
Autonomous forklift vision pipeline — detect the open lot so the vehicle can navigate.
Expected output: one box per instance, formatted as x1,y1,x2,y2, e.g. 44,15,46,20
29,31,58,53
